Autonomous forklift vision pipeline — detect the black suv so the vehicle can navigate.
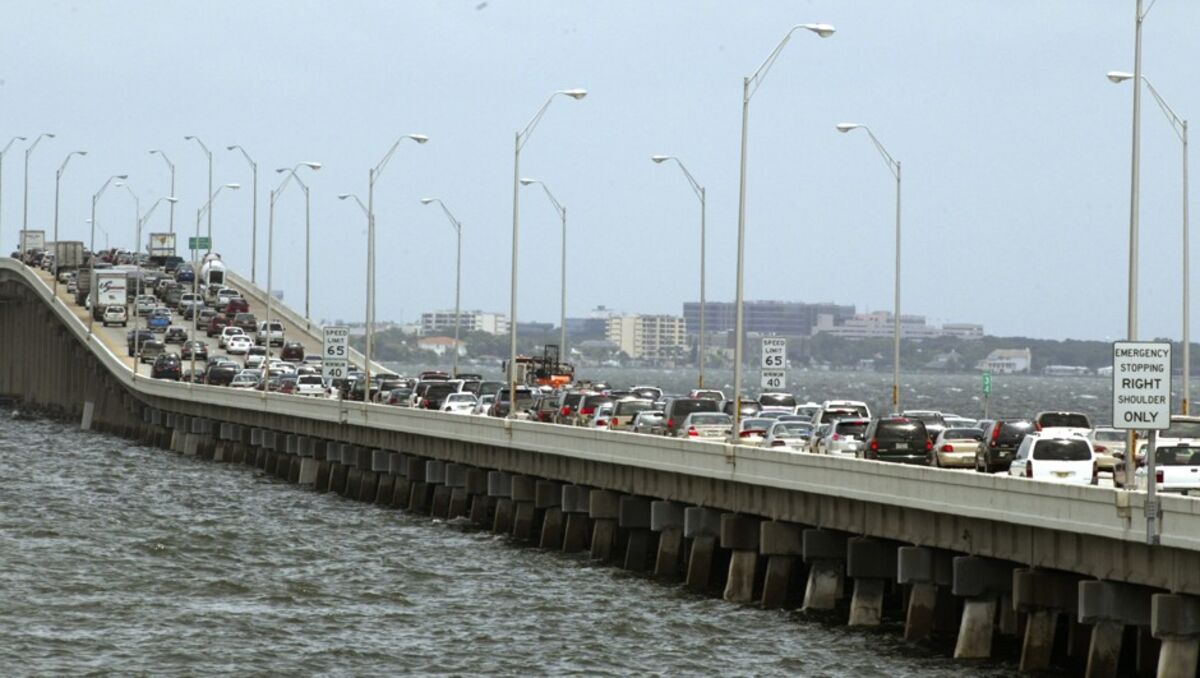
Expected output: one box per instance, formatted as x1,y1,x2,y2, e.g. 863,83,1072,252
975,419,1035,473
151,353,183,380
862,417,931,465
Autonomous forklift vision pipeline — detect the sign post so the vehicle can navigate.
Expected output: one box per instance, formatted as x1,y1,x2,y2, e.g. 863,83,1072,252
760,337,787,391
322,326,349,392
1112,340,1172,545
982,371,992,418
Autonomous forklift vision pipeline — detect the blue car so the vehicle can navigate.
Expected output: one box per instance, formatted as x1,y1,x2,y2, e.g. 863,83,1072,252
175,268,195,283
147,310,172,332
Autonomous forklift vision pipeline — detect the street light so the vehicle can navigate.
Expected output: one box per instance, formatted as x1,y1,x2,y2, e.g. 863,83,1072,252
836,123,902,412
338,192,369,387
51,150,86,301
91,174,129,253
274,162,322,326
148,149,176,234
518,177,570,362
652,154,707,388
1108,71,1189,415
22,132,54,242
87,219,108,250
731,23,833,433
508,89,587,413
421,197,464,376
184,135,213,253
362,134,428,399
192,183,240,381
226,144,259,284
1,135,27,254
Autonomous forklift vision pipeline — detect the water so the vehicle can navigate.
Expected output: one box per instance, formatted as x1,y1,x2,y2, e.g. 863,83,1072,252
0,412,1027,675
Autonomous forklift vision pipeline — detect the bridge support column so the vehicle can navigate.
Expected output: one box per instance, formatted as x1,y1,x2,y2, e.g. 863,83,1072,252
406,457,430,512
560,485,592,553
535,480,563,549
234,425,252,465
342,445,364,497
213,423,231,462
846,538,899,627
352,447,375,502
1152,593,1200,678
1078,580,1152,678
510,475,537,540
446,464,470,518
684,507,723,592
758,521,803,609
315,441,334,492
426,460,449,517
1013,568,1079,673
390,453,412,508
588,490,620,561
952,556,1014,659
650,501,685,579
465,468,490,526
487,471,513,533
328,444,349,495
802,529,848,611
720,514,761,604
618,496,654,571
297,437,318,486
281,434,299,482
261,431,279,472
898,546,954,642
371,450,393,503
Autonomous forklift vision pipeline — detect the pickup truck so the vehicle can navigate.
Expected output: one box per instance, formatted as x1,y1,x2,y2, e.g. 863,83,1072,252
256,320,284,347
1137,445,1200,495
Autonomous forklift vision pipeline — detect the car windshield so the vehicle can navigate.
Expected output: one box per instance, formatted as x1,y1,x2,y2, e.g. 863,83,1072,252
997,421,1034,444
944,428,984,441
1163,419,1200,439
691,414,732,426
772,423,810,438
614,400,654,415
876,420,927,442
834,421,869,438
672,399,720,418
447,394,475,402
1155,447,1200,466
299,376,322,384
820,409,858,424
1040,413,1090,428
741,418,773,431
1032,438,1091,461
759,393,796,407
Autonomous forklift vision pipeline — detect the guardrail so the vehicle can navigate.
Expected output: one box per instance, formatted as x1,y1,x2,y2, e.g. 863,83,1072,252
5,258,1194,553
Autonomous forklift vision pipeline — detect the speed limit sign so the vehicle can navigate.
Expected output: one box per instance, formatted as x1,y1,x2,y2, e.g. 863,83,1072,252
761,337,786,369
322,326,349,382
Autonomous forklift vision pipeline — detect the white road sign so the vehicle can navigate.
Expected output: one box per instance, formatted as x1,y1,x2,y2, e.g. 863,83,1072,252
322,326,349,382
761,369,786,390
1112,341,1172,430
761,337,787,369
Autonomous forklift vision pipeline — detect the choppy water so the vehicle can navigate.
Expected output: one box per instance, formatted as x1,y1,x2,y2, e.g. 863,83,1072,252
0,413,1025,676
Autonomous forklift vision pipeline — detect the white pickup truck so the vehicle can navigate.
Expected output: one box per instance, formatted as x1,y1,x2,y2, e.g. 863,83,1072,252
1137,445,1200,495
255,320,284,347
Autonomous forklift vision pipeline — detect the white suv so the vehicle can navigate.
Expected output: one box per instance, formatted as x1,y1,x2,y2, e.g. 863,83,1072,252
101,304,128,327
256,320,284,347
1008,433,1097,485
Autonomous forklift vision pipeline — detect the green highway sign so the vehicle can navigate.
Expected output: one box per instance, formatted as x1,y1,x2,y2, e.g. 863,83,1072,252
188,236,211,250
982,372,992,395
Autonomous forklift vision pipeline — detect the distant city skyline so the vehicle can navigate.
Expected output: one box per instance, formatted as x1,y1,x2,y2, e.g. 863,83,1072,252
3,2,1197,342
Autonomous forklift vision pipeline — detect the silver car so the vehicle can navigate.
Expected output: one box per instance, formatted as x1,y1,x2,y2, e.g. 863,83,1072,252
631,410,665,435
815,418,869,457
681,412,733,439
762,421,813,452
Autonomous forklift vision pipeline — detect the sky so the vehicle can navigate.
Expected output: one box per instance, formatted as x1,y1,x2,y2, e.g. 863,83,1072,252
1,1,1197,341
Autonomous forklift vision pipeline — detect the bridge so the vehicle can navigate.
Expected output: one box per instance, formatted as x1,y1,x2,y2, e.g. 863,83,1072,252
2,256,1199,676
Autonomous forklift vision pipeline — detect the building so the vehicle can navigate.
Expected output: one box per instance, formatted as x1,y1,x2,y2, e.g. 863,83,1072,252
682,300,856,338
942,323,985,340
416,336,466,357
976,348,1032,374
419,310,509,336
566,306,622,340
812,311,943,340
605,314,687,360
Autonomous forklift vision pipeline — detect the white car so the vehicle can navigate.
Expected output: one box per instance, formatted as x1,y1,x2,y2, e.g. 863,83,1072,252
814,418,869,457
1034,411,1092,438
473,394,495,416
441,392,478,414
216,288,241,306
267,359,295,375
256,320,285,347
1008,433,1097,485
1135,445,1200,494
226,335,253,355
101,305,128,327
762,420,812,452
295,374,325,396
245,354,266,369
219,326,245,349
135,295,157,316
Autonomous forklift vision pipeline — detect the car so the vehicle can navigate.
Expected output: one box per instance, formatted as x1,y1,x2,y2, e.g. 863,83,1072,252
530,394,560,423
721,399,762,420
101,304,128,327
163,326,188,344
488,386,536,418
233,312,258,333
178,292,203,312
126,329,156,356
1008,433,1097,485
174,267,195,283
384,387,414,406
944,416,979,429
631,385,663,401
418,381,463,410
814,418,870,457
762,421,813,451
205,361,239,386
245,353,266,369
215,288,241,306
689,389,725,401
276,375,299,394
608,397,655,431
303,354,323,367
680,412,734,439
553,391,591,425
180,340,209,361
441,392,478,414
1034,411,1092,438
226,335,253,355
280,341,305,362
976,419,1036,473
151,353,183,380
138,340,166,364
932,428,985,468
255,320,284,347
1090,428,1126,473
223,298,250,317
758,392,797,411
134,295,157,316
295,374,326,397
472,394,495,415
207,313,231,337
591,403,616,428
630,410,665,435
901,410,948,446
218,326,245,348
1134,445,1200,494
861,417,931,465
573,394,615,426
229,370,262,389
663,397,722,437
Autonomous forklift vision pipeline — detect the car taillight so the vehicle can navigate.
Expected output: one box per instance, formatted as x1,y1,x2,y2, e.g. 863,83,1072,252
581,407,595,416
869,439,878,451
832,433,841,441
990,424,1001,447
422,399,429,408
1156,469,1164,484
1025,462,1033,478
596,419,607,427
667,418,674,429
941,444,953,452
1094,445,1107,453
687,427,698,437
772,440,787,447
925,439,933,451
561,407,570,416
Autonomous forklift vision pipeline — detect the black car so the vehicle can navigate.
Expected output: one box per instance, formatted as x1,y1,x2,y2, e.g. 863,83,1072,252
419,382,461,409
180,340,209,361
205,361,239,386
126,329,156,357
976,419,1036,473
164,326,188,344
151,353,183,380
862,417,931,465
280,341,305,362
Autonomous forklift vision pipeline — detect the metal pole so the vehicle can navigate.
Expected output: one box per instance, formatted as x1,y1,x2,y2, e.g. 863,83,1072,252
1125,0,1145,490
893,162,902,413
251,161,258,284
365,170,374,403
52,167,61,300
168,162,175,234
732,76,750,433
699,186,706,389
90,194,98,255
508,133,520,414
453,221,462,377
304,181,311,326
265,189,275,398
206,150,213,250
1183,120,1191,414
23,144,32,235
560,206,567,360
191,208,199,381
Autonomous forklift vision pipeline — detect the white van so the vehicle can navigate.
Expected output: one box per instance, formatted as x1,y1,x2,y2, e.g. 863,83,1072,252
1008,433,1097,485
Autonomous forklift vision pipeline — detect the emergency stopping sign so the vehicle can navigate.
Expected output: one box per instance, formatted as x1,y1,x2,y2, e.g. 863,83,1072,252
1111,341,1171,430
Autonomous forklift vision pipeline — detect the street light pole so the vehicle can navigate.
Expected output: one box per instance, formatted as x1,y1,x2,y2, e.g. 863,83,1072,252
275,162,321,327
52,150,86,301
192,184,239,380
337,192,369,390
420,198,464,376
184,136,213,253
732,23,834,434
518,177,569,361
22,133,54,241
836,124,902,412
508,89,587,413
1,135,27,254
652,155,707,388
149,150,176,234
227,145,259,284
91,174,128,254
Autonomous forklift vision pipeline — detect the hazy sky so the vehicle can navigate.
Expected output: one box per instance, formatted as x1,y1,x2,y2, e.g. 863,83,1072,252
2,1,1197,341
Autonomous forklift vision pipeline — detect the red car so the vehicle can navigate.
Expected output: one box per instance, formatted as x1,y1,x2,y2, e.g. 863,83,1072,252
224,298,250,317
207,314,231,337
